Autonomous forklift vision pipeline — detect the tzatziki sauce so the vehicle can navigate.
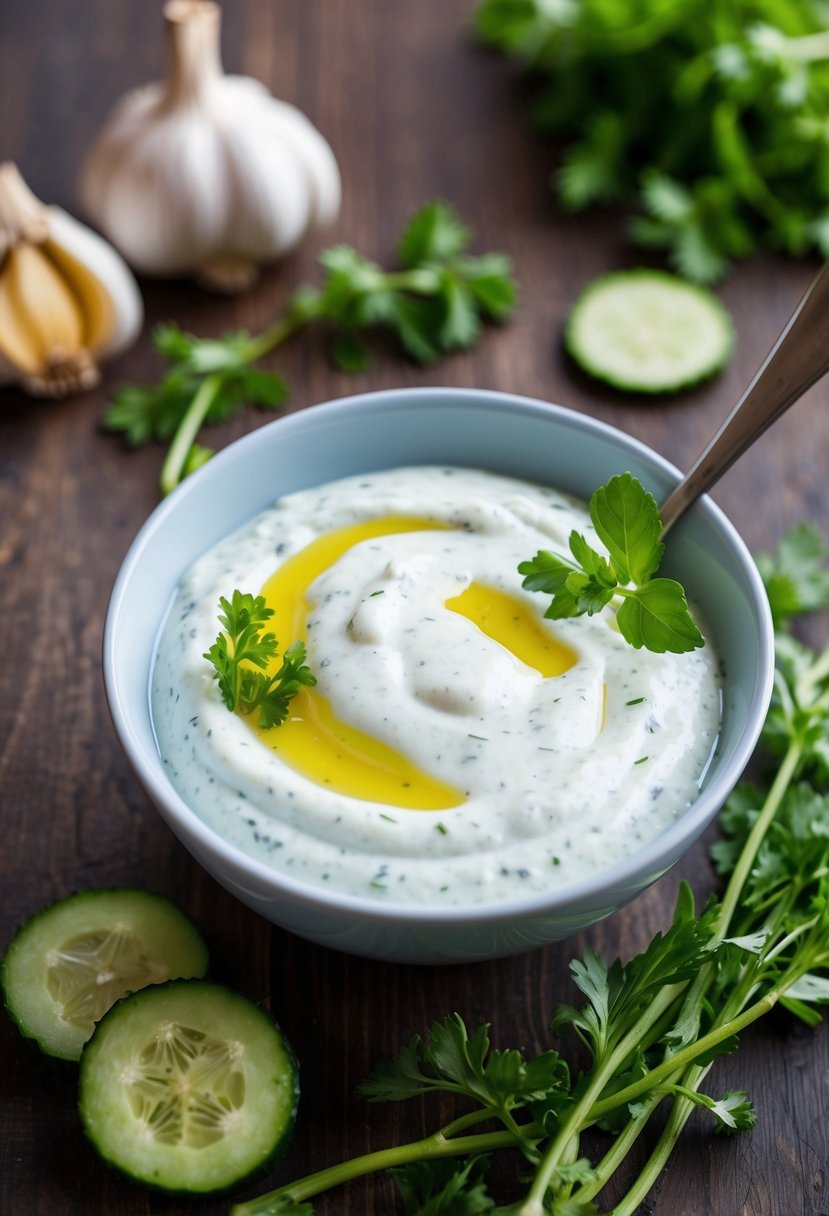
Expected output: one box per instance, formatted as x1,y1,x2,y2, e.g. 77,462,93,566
151,466,721,906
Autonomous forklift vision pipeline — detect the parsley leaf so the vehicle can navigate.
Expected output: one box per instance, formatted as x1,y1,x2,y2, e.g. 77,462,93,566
105,325,288,447
669,1086,757,1135
388,1157,494,1215
756,522,829,628
553,883,718,1066
360,1014,569,1119
519,473,703,654
397,200,472,266
203,591,315,729
589,472,663,585
615,578,704,654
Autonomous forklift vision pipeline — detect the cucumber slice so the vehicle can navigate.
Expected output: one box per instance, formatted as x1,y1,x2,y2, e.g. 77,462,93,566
565,269,734,393
1,889,208,1061
79,980,298,1194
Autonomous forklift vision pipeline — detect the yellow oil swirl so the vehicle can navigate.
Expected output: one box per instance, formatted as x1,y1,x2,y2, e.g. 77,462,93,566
255,517,464,810
252,516,580,810
445,582,578,677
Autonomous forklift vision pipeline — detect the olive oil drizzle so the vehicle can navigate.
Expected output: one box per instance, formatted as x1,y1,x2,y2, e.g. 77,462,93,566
254,517,578,810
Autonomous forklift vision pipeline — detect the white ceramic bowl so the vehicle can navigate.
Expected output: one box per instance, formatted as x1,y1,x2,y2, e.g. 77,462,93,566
104,388,774,963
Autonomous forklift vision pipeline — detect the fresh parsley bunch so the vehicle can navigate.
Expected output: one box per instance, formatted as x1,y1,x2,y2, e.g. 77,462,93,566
474,0,829,280
104,201,516,495
204,591,315,729
519,472,703,654
232,528,829,1215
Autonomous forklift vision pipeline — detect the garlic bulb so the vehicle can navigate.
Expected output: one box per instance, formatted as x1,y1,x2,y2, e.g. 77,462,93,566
80,0,342,293
0,163,142,397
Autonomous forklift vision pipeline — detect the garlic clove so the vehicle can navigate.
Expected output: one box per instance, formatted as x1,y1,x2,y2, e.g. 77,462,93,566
220,98,316,248
251,92,342,230
80,0,341,293
0,162,142,397
0,243,83,376
45,208,142,359
84,95,233,278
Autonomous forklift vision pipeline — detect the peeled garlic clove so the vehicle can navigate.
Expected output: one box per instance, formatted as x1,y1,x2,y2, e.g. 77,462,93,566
0,162,142,397
80,0,342,293
0,244,85,378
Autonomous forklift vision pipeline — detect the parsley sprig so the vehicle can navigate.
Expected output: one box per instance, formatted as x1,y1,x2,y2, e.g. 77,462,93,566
231,528,829,1215
519,472,703,654
474,0,829,281
104,201,516,495
203,591,315,729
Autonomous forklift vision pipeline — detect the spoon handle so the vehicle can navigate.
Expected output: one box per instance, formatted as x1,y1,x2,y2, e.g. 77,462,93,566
660,261,829,535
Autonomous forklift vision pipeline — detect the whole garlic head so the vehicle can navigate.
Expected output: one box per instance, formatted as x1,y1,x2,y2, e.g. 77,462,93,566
80,0,342,292
0,163,142,397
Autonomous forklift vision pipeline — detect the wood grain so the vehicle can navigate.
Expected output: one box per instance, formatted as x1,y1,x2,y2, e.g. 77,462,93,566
1,2,828,1214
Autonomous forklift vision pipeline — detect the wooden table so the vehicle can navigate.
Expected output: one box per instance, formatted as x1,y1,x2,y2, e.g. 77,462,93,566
1,2,827,1213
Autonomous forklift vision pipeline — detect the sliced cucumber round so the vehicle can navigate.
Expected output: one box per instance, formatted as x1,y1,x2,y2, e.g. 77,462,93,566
79,980,298,1194
565,269,734,393
1,889,208,1061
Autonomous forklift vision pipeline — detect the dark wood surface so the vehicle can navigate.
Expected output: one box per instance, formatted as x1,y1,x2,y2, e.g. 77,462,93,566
1,2,828,1213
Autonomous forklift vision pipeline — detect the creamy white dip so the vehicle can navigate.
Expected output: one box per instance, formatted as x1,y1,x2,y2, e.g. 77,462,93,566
152,467,721,906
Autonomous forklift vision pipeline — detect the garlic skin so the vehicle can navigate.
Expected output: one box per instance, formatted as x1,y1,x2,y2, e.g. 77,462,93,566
0,163,143,397
80,0,342,293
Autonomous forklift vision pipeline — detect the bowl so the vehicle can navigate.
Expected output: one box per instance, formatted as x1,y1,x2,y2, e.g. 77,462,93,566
104,387,774,963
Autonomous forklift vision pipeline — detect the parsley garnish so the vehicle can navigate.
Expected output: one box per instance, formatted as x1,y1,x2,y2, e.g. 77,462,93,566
232,525,829,1216
105,201,516,495
519,472,703,654
203,591,315,729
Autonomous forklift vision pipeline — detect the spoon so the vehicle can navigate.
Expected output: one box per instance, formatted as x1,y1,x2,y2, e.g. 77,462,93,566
659,261,829,535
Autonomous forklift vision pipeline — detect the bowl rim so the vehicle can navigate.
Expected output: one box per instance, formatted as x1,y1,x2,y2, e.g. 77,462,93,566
104,386,775,926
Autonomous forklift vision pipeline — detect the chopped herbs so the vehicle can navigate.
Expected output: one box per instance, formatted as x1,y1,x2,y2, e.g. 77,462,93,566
519,472,703,654
626,696,646,706
203,591,315,728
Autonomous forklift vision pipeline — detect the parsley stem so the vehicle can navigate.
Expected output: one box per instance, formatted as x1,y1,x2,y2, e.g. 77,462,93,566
610,1073,708,1216
589,989,778,1122
160,373,223,496
383,268,441,292
798,642,829,696
715,738,802,937
571,1095,658,1204
229,1127,519,1214
241,267,445,369
519,981,686,1212
244,312,308,363
787,30,829,62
